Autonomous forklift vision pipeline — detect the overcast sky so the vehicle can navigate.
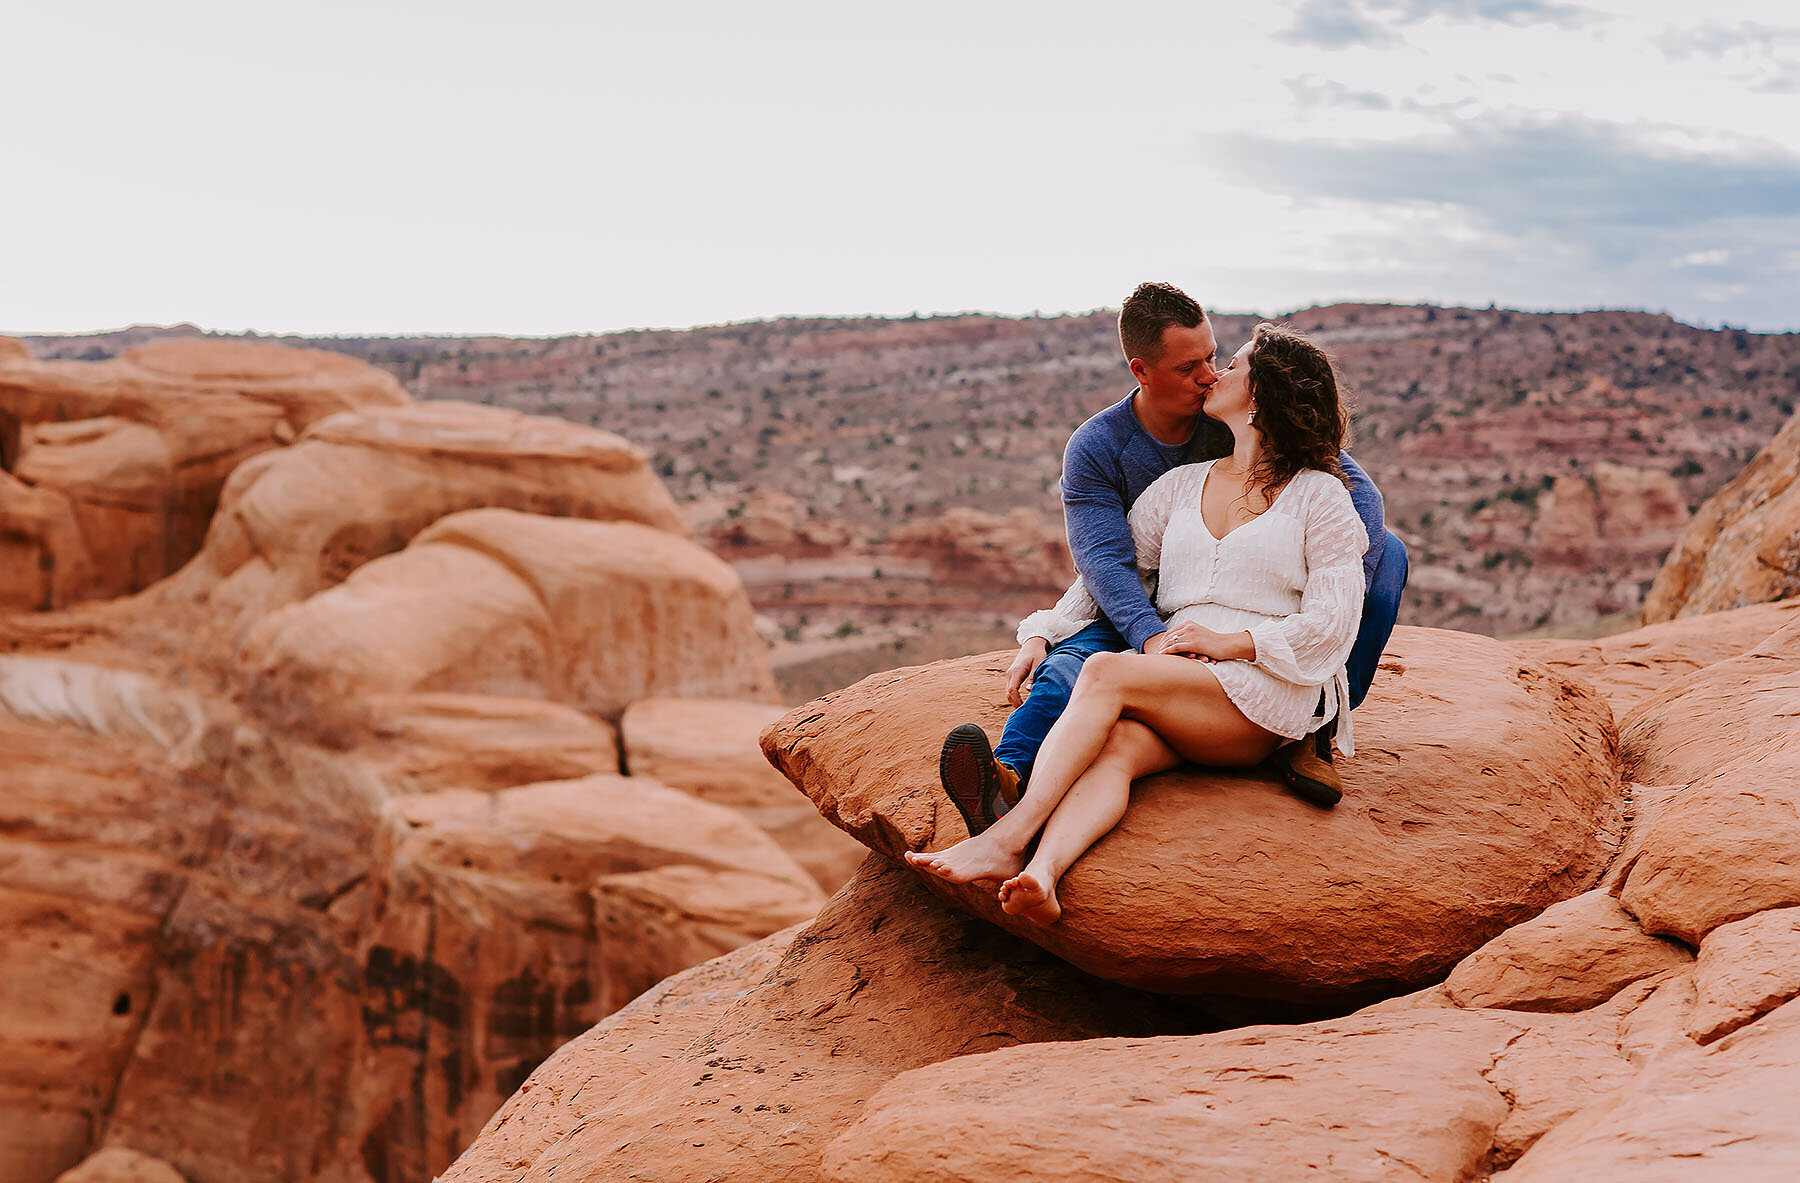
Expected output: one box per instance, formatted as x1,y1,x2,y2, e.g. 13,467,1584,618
4,0,1797,336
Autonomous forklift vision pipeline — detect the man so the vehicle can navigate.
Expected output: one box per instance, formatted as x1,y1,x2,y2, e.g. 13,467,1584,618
939,282,1408,829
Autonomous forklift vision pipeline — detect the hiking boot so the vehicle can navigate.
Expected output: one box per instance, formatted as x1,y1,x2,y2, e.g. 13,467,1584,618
938,723,1005,835
995,760,1022,809
1275,724,1343,808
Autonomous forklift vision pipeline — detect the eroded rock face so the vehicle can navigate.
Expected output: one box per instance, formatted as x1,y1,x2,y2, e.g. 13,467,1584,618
0,354,810,1183
53,1148,186,1183
423,597,1800,1183
621,697,865,890
440,859,1204,1183
353,776,820,1177
442,926,803,1183
1643,409,1800,620
0,338,408,610
823,1009,1602,1183
1444,890,1691,1012
1515,596,1800,715
1617,619,1800,944
141,401,688,666
763,626,1623,999
238,509,775,732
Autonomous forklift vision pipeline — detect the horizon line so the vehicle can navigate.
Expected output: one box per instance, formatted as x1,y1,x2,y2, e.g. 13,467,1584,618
8,299,1796,343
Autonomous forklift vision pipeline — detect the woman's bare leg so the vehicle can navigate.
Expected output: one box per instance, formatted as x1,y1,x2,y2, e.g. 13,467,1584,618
997,719,1177,924
907,651,1281,887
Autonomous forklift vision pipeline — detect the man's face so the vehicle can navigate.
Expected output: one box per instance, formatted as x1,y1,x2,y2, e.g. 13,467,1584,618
1131,320,1220,418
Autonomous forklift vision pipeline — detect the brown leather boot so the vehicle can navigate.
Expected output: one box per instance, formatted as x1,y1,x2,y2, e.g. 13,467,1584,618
994,761,1022,809
1275,723,1343,808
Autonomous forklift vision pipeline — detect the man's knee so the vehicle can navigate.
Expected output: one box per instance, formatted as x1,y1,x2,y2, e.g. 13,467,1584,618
1034,649,1088,693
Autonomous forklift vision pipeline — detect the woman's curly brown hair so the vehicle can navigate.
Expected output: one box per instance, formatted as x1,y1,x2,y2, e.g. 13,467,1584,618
1243,322,1350,501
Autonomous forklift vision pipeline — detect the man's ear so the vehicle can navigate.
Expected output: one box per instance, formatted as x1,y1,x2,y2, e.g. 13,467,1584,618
1127,356,1151,383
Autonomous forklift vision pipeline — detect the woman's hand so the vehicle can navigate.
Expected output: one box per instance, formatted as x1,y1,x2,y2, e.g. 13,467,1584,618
1156,622,1255,663
1006,637,1051,706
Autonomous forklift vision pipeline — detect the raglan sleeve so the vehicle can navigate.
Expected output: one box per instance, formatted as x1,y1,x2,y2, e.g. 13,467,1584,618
1017,464,1186,646
1059,431,1169,652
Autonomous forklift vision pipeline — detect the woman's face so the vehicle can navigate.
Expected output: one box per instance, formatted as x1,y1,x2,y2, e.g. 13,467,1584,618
1204,340,1256,423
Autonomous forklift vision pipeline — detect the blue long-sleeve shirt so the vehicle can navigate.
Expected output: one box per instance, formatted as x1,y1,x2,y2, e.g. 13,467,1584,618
1061,390,1388,652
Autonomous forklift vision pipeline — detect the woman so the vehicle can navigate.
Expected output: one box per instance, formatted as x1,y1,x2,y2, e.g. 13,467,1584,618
905,323,1368,924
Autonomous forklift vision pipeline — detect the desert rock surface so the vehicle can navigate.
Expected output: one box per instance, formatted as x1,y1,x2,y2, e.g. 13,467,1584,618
1644,408,1800,620
763,626,1623,998
0,341,824,1183
446,593,1800,1181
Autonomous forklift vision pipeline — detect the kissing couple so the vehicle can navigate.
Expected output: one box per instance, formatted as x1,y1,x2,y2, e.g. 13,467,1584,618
906,282,1409,924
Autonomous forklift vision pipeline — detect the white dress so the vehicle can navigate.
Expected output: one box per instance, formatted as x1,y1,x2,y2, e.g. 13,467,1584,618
1017,461,1370,755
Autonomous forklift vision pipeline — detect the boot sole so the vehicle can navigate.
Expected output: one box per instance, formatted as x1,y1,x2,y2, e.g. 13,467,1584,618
938,723,999,835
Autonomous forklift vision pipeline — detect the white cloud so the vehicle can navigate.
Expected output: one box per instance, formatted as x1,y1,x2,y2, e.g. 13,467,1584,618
1673,249,1731,267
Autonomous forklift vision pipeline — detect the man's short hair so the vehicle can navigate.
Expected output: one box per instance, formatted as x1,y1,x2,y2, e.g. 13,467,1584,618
1119,282,1206,364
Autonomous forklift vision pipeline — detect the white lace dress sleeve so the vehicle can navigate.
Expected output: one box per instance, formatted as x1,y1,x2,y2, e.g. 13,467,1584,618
1015,466,1190,647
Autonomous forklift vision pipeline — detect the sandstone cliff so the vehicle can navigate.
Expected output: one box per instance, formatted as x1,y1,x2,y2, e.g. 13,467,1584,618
0,339,843,1183
1642,408,1800,621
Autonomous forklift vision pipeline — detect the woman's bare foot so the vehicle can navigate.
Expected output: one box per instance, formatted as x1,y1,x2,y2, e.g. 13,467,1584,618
998,868,1062,925
904,834,1023,885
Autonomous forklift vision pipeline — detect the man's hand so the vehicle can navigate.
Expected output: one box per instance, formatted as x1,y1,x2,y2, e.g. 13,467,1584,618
1006,637,1050,706
1141,630,1170,655
1156,622,1255,663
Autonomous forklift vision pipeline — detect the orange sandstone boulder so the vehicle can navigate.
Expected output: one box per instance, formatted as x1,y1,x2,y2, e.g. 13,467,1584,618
622,697,801,808
353,692,620,792
1443,889,1691,1012
238,509,775,735
1515,596,1800,715
358,774,822,1177
443,926,802,1183
1498,995,1800,1179
145,401,687,660
439,858,1200,1183
0,337,408,610
591,865,820,1012
1617,619,1800,943
821,1006,1637,1183
621,697,866,890
1686,905,1800,1044
763,626,1623,999
1642,409,1800,620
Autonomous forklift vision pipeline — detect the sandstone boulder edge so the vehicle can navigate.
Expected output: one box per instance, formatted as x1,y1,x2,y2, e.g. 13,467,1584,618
762,626,1624,999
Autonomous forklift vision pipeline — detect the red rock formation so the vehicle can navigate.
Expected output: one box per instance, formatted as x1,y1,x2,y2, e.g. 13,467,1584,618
620,697,865,890
883,506,1072,591
762,627,1622,999
439,859,1200,1183
1531,461,1688,570
138,401,688,669
0,337,408,610
1643,409,1800,619
237,508,774,733
0,340,812,1183
444,599,1800,1183
1515,596,1800,715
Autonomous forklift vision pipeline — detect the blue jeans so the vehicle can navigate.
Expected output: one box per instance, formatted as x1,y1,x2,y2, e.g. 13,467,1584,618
993,621,1130,787
1347,530,1408,710
993,528,1409,784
